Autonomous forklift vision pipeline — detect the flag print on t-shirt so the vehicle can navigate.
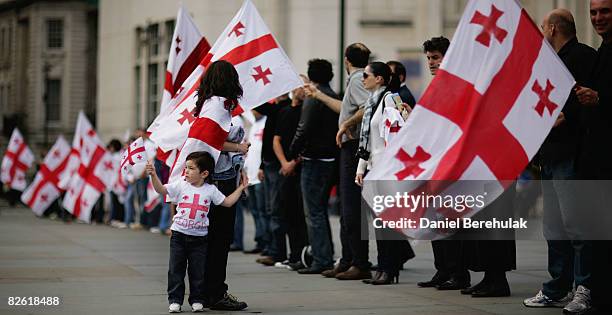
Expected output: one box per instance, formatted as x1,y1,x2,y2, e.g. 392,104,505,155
165,180,226,236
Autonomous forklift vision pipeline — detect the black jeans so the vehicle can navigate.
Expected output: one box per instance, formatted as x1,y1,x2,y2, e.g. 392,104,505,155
279,171,308,263
168,231,208,305
432,240,470,282
339,140,369,270
204,177,237,304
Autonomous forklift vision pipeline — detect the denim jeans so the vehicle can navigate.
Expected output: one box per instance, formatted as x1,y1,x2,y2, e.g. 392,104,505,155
264,161,285,261
157,199,171,231
300,159,335,269
232,197,245,249
124,177,148,225
541,159,592,298
247,183,268,250
168,231,208,305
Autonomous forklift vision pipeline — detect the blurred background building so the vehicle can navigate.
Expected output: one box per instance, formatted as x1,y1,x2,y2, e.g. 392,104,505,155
0,0,601,148
0,0,98,152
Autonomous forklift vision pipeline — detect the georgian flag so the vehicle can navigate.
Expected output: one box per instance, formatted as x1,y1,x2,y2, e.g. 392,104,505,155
167,96,232,186
144,180,160,213
120,137,148,177
21,136,71,215
1,128,34,191
62,112,117,222
149,0,302,154
363,0,575,239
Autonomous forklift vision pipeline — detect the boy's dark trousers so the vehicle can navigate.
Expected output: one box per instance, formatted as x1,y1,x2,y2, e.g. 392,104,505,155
204,178,237,305
168,230,208,306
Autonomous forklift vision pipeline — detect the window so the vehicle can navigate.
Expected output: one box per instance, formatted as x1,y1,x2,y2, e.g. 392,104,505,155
165,19,175,54
46,79,61,121
47,19,63,49
147,63,158,123
135,66,141,124
147,23,159,56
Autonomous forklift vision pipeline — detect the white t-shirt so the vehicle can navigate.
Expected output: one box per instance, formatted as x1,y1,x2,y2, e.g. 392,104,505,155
165,180,226,236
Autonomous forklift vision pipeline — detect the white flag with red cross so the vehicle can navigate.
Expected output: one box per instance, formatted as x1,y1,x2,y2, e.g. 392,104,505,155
62,112,117,222
1,128,34,191
120,137,148,177
21,136,71,215
364,0,575,239
144,180,160,213
149,0,302,154
167,96,232,188
161,5,211,116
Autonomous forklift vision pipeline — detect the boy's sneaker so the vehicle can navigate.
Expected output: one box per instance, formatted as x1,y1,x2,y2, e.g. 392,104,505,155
524,290,573,308
168,303,181,313
191,303,204,313
210,293,248,311
563,285,591,314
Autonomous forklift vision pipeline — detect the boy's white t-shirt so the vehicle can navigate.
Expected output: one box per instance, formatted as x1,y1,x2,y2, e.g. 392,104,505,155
165,180,226,236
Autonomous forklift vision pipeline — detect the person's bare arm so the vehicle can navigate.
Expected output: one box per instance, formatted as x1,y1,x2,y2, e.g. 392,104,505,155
336,108,364,146
304,84,342,113
220,172,248,207
145,161,167,195
223,141,250,154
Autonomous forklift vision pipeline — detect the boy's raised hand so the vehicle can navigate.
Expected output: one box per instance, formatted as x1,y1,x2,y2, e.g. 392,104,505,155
145,161,155,176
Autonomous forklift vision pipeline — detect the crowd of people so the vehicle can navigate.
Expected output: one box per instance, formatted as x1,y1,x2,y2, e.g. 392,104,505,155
4,1,611,314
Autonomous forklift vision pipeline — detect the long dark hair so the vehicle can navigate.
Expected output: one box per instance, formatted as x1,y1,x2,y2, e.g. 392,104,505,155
194,60,243,116
368,61,400,94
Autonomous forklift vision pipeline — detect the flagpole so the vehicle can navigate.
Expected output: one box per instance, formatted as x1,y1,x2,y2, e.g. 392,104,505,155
338,0,345,96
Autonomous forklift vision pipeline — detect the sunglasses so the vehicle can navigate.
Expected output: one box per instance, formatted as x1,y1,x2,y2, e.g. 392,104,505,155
363,72,374,79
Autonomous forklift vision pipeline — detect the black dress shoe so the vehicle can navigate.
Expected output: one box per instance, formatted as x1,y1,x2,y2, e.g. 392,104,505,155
371,272,399,285
417,272,450,288
471,281,511,297
461,280,487,295
436,278,470,290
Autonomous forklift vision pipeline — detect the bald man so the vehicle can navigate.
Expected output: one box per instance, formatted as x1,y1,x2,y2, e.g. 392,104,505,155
524,8,598,314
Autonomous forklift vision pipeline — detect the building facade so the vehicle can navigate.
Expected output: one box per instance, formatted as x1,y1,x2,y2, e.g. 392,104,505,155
95,0,598,141
0,0,98,154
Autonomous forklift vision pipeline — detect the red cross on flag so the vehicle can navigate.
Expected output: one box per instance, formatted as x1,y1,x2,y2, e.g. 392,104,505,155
21,136,72,215
161,5,211,116
167,96,232,186
62,111,117,222
1,128,34,191
149,0,302,155
364,0,575,239
120,137,148,177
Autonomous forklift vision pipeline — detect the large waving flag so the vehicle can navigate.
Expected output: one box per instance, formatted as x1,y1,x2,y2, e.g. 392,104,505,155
149,5,211,166
149,0,302,154
21,136,72,215
364,0,574,239
62,112,117,222
1,128,34,191
167,96,232,186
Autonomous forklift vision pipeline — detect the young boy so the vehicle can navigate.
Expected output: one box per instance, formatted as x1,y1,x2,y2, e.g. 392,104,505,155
146,151,248,313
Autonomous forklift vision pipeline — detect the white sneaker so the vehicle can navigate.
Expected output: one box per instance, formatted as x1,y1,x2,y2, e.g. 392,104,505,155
191,303,204,312
523,290,573,308
168,303,181,313
274,260,290,269
149,227,161,234
563,285,591,314
115,222,128,229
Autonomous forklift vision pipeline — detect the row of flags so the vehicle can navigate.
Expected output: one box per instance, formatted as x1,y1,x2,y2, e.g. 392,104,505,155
0,0,302,222
2,0,575,240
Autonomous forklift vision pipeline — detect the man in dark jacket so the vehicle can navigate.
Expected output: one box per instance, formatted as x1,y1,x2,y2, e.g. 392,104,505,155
288,59,340,274
524,9,598,314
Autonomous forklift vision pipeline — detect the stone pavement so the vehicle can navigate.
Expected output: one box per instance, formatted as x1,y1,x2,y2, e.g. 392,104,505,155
0,204,561,315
